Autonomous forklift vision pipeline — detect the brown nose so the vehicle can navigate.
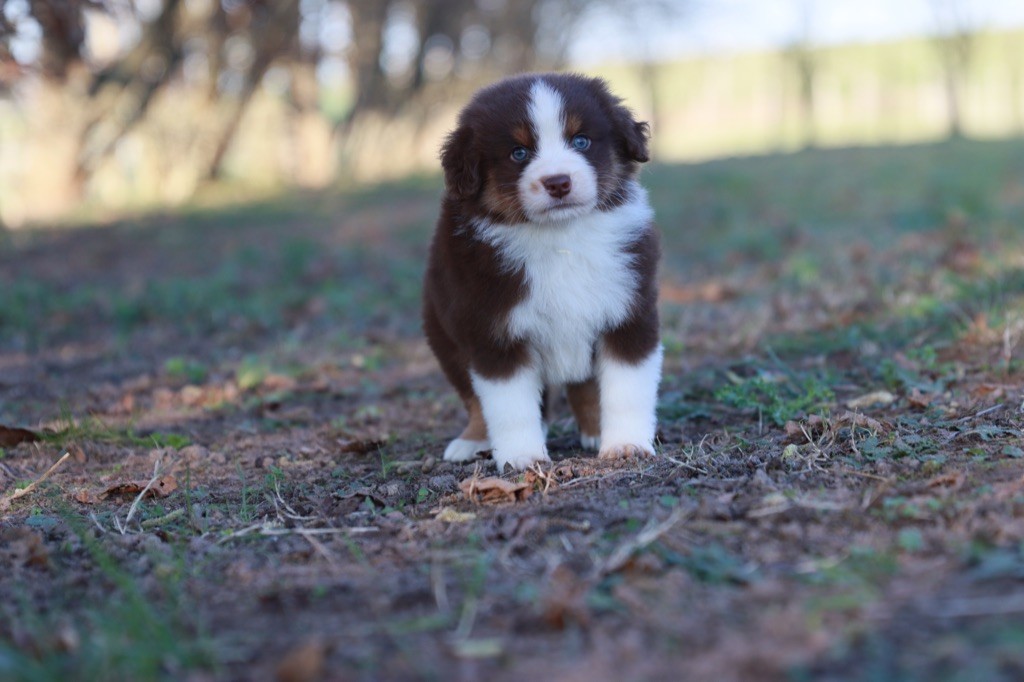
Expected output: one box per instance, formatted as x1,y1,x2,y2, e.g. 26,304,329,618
541,174,572,199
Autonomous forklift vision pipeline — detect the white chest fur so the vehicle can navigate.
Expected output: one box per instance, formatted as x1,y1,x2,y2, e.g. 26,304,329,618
475,187,653,384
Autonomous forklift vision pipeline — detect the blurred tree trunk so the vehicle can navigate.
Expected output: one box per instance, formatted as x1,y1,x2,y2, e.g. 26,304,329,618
342,0,394,127
936,33,972,139
1007,35,1023,133
76,0,185,187
205,0,301,181
28,0,86,81
782,0,818,150
930,0,974,139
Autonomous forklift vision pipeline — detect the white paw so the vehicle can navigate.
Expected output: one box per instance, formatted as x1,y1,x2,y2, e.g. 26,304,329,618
444,438,491,463
598,442,655,461
493,449,551,472
580,433,600,451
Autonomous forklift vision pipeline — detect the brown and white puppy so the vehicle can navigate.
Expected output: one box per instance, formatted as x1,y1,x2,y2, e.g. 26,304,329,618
423,72,661,472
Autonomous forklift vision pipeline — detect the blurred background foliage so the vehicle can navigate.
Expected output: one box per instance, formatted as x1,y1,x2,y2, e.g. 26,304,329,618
0,0,1022,226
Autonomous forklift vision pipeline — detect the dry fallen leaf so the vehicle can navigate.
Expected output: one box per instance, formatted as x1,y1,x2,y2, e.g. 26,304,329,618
0,425,40,448
927,471,965,491
847,391,896,410
836,411,888,433
337,438,386,454
275,638,327,682
907,389,934,409
434,507,477,523
661,280,739,304
459,476,531,504
540,563,591,629
0,527,50,568
95,475,178,501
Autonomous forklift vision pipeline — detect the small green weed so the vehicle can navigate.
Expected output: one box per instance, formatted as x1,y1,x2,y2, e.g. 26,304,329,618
0,517,216,681
715,371,834,426
164,357,209,384
41,409,190,450
654,542,757,585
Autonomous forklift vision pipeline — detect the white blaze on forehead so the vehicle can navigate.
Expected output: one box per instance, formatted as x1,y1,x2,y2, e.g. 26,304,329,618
528,80,567,154
519,78,599,222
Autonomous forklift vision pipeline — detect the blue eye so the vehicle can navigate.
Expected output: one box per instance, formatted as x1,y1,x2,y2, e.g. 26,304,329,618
511,146,529,162
571,134,591,151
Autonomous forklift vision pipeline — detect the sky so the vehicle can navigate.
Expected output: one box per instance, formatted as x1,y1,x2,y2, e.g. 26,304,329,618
569,0,1024,64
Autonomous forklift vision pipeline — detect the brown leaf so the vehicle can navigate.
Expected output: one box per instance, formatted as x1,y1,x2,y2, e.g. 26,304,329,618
0,425,40,448
262,373,298,393
782,415,828,444
0,527,50,568
927,471,965,491
847,391,896,410
337,438,385,454
836,411,888,433
540,563,591,629
96,475,178,501
661,280,739,304
74,489,95,504
67,443,87,463
907,389,934,409
459,476,531,504
275,638,327,682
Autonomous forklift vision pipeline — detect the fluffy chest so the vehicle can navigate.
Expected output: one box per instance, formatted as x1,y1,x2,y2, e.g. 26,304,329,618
475,197,651,384
509,235,637,382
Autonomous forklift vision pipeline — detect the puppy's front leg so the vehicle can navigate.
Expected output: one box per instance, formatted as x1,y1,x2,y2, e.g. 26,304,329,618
598,344,663,460
471,367,551,472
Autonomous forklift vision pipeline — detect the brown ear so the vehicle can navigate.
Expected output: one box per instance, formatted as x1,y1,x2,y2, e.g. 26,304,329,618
440,125,481,200
616,109,650,163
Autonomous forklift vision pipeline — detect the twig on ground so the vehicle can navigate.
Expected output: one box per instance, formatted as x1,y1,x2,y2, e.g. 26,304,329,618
598,505,690,576
140,508,185,529
955,403,1005,423
2,451,72,507
272,479,316,521
121,454,164,533
300,529,339,569
216,520,377,544
89,511,109,534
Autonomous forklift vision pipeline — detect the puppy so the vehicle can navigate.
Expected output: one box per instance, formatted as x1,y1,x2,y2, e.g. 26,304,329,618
423,72,662,472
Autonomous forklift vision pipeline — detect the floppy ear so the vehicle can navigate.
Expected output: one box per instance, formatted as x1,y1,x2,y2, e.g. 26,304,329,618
614,107,650,164
440,125,481,200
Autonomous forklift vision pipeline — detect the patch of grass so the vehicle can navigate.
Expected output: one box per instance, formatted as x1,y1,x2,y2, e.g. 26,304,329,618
235,355,271,391
41,410,191,450
715,370,835,427
0,518,216,681
163,357,209,384
654,542,757,585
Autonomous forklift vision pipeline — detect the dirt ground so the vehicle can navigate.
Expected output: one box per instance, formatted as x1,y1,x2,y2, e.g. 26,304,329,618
3,140,1024,681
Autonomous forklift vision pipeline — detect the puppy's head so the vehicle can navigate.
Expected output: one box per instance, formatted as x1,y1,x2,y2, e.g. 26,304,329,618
441,73,649,224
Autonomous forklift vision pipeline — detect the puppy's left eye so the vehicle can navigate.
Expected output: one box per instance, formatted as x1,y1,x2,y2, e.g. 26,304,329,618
571,134,591,151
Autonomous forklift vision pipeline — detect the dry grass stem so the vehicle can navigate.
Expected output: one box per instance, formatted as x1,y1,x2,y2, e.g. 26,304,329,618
3,451,72,505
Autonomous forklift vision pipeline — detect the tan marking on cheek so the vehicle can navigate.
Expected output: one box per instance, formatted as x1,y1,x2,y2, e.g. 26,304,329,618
482,169,525,219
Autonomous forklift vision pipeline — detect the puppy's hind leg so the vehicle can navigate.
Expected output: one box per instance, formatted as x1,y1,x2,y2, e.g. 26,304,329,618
567,378,601,451
444,394,491,462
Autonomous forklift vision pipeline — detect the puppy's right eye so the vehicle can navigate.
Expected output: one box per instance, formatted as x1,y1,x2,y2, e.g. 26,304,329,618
510,146,529,162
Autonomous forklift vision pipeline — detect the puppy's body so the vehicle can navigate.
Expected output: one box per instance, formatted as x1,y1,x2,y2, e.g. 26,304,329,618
423,73,662,471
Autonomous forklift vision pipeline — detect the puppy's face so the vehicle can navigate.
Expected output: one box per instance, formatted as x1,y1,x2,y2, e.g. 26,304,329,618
441,74,649,225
